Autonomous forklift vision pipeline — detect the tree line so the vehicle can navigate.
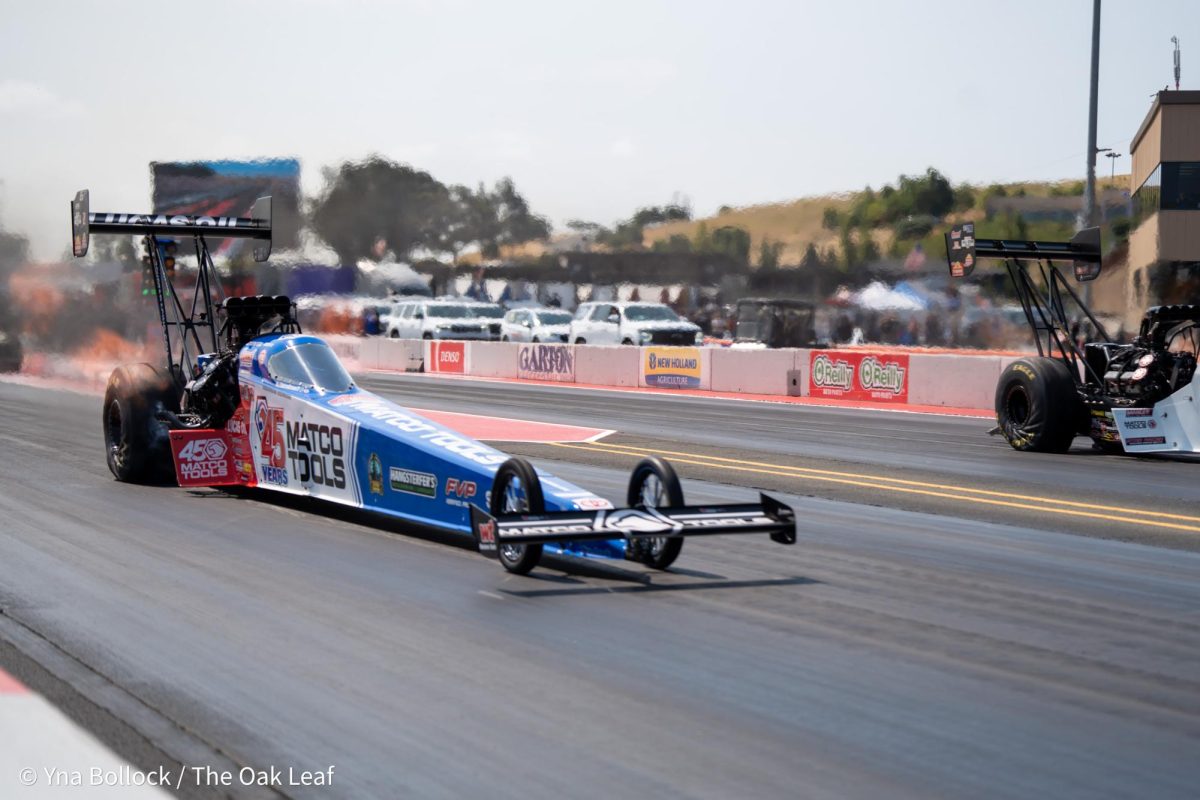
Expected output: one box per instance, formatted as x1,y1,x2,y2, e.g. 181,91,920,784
309,156,552,265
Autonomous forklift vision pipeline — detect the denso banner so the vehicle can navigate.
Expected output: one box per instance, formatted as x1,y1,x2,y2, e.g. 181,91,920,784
809,350,909,402
642,346,703,389
427,341,467,374
518,343,575,382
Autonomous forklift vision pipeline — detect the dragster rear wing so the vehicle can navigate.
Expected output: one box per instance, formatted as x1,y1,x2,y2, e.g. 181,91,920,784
470,493,797,557
945,223,1102,281
71,189,273,262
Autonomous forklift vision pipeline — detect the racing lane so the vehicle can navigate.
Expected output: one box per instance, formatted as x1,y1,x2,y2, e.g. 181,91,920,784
2,379,1200,799
356,372,1200,504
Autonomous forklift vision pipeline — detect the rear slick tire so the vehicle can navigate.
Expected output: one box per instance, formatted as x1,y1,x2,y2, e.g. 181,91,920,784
994,357,1081,453
626,456,685,570
102,363,178,484
491,457,545,574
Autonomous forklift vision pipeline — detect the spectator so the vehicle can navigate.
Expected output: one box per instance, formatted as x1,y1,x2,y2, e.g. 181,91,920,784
835,313,853,343
465,268,490,302
363,307,380,336
925,312,945,346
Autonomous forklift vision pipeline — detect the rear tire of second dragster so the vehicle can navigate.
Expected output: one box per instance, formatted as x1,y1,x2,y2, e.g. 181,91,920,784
626,456,685,570
102,363,179,484
492,457,545,575
994,357,1081,454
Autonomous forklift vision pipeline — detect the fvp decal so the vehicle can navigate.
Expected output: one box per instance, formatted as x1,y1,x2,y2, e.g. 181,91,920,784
445,477,478,507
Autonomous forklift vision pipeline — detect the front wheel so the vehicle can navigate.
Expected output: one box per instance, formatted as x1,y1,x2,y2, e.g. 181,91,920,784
491,457,545,574
626,456,685,570
995,357,1081,453
574,338,586,345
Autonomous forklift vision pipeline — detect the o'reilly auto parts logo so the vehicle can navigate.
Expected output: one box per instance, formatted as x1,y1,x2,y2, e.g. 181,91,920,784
389,467,437,498
811,354,853,391
176,438,229,481
858,356,905,395
809,350,909,403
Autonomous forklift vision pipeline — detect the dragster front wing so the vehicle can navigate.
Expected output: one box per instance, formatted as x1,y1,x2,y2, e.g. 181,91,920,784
470,494,797,557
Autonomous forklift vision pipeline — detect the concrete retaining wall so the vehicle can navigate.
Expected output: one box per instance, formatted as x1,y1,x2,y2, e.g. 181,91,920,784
908,353,1004,410
469,342,520,379
342,335,1020,411
710,348,800,395
575,345,641,387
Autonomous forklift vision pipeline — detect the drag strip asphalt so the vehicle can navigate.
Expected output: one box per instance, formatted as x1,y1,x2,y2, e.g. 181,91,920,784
1,378,1199,799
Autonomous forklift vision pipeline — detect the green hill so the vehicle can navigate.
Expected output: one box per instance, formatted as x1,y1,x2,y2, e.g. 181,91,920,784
642,174,1131,267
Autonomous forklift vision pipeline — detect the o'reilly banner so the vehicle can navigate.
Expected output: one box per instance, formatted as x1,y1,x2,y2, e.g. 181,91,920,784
518,344,575,382
809,350,908,402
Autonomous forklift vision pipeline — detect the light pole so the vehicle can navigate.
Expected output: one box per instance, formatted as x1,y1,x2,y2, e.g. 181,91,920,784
1082,0,1102,229
1105,151,1121,182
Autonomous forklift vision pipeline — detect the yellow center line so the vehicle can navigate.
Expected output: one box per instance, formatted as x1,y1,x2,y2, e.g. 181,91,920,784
549,441,1200,534
557,440,1200,524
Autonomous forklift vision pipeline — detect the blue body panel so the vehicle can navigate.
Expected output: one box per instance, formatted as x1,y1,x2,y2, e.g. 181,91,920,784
235,334,625,560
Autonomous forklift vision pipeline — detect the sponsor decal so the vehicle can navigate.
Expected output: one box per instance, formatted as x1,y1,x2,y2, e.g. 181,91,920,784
176,437,230,481
517,344,575,381
1122,418,1157,430
1126,436,1166,446
811,354,854,392
285,420,347,489
1125,408,1154,417
809,350,909,402
858,356,906,395
226,414,249,437
368,453,384,496
239,351,253,372
429,341,466,374
445,477,478,506
389,467,437,498
495,508,772,539
90,212,260,231
947,222,976,278
1012,363,1036,381
643,346,703,389
169,430,238,487
574,497,615,510
477,517,496,545
328,394,508,466
254,397,288,486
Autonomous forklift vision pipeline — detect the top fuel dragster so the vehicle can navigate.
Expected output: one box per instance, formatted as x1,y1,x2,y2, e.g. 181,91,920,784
72,190,796,574
945,223,1199,455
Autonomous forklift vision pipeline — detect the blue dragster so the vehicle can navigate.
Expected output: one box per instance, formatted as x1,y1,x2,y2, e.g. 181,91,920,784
73,189,797,575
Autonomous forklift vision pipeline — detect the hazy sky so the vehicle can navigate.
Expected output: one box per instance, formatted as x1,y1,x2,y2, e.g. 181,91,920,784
1,0,1195,258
